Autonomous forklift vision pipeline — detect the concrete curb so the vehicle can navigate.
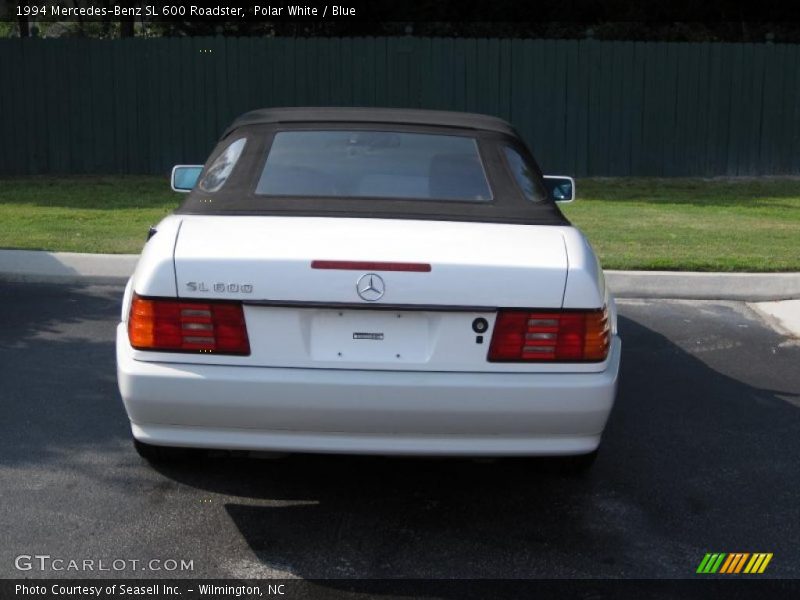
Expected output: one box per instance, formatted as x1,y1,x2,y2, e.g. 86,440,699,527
1,249,799,301
0,250,138,285
605,270,800,301
749,299,800,338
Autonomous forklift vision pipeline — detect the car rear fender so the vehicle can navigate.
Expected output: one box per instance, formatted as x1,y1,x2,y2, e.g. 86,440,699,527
561,227,615,328
131,215,183,300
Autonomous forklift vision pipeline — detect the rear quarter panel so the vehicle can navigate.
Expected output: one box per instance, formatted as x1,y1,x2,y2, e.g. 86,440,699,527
560,226,617,334
131,215,183,298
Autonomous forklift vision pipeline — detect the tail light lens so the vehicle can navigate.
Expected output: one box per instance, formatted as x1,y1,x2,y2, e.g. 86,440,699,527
128,295,250,355
488,307,610,362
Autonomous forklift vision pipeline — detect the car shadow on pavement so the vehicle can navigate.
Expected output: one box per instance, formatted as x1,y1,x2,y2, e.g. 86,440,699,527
0,282,128,466
151,310,800,581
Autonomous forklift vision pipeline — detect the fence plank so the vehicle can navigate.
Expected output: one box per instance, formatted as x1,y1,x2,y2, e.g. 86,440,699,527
791,45,800,173
0,37,797,176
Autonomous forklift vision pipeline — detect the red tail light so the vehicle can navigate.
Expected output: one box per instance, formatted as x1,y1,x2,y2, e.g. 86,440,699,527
128,295,250,355
311,260,431,272
488,307,610,362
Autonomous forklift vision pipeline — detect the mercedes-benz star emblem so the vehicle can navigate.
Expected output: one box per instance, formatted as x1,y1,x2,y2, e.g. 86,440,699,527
356,273,385,302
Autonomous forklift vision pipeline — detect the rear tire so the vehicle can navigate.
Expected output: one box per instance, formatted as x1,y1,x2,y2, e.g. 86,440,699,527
133,438,202,464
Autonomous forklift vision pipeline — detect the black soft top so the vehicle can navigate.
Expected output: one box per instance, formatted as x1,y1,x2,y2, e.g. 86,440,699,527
224,107,517,137
177,107,569,226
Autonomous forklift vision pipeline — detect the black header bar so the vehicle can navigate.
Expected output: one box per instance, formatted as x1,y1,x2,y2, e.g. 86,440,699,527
4,1,800,23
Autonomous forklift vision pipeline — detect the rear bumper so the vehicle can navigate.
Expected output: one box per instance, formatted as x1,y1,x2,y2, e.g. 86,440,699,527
117,324,621,456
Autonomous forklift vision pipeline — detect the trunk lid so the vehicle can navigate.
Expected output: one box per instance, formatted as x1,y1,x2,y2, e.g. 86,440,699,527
167,215,571,371
174,216,567,308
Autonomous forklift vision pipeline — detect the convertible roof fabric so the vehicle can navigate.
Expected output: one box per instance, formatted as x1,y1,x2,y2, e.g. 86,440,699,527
177,107,570,226
224,107,517,137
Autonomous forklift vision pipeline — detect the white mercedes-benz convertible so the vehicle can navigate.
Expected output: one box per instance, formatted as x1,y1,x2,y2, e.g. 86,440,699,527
116,107,621,468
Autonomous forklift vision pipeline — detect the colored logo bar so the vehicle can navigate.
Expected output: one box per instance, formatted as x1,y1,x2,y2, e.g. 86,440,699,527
696,553,773,574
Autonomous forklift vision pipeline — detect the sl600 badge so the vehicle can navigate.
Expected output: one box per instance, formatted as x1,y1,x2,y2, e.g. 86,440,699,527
186,282,253,293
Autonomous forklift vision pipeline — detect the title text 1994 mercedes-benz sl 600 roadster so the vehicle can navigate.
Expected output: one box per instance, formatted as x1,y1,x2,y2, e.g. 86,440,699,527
116,107,621,470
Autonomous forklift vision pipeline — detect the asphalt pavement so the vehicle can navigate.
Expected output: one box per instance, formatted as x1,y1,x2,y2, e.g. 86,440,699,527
1,282,799,581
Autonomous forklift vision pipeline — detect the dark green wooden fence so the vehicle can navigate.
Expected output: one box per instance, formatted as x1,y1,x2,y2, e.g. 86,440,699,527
1,37,799,176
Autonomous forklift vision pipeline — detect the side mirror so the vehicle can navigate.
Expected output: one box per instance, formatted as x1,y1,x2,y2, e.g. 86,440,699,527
542,175,575,203
170,165,203,193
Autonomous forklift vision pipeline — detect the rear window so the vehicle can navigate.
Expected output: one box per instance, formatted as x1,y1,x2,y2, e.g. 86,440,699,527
198,137,247,193
503,146,546,202
255,131,492,202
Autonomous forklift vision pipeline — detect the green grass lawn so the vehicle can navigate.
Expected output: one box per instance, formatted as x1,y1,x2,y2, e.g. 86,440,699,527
561,178,800,271
0,176,176,255
0,176,798,271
